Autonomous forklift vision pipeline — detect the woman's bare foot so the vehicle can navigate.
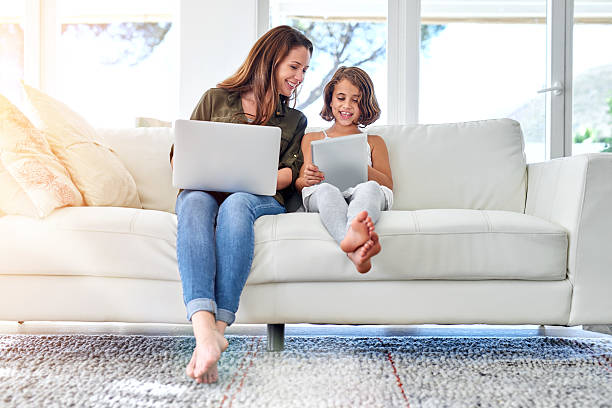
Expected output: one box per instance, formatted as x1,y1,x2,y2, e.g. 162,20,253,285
187,312,229,384
186,345,215,383
186,330,228,384
340,211,371,253
346,231,382,274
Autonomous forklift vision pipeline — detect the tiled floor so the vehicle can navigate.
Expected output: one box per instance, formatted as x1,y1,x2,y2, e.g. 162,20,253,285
0,321,609,338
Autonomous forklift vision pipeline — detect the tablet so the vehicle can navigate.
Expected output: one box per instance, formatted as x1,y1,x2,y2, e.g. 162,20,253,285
311,133,368,192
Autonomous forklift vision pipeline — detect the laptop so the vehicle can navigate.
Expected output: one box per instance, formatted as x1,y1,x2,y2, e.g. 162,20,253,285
172,119,281,196
311,133,368,192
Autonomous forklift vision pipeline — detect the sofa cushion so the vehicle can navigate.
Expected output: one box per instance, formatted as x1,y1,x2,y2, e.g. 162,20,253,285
0,207,178,281
365,119,526,212
98,127,178,213
21,83,142,208
248,210,568,284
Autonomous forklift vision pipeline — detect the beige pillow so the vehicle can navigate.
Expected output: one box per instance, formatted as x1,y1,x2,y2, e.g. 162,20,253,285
135,117,172,127
21,83,142,208
0,93,83,217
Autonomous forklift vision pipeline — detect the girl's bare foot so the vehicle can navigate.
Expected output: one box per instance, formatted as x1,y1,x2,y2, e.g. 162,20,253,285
347,231,382,274
364,217,375,237
186,327,228,384
340,211,370,253
363,231,381,259
347,240,374,273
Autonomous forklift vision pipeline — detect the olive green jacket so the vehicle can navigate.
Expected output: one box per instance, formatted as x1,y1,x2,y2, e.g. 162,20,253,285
170,87,307,206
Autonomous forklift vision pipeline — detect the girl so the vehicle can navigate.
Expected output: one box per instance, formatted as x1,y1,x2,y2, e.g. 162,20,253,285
295,66,393,274
170,26,312,384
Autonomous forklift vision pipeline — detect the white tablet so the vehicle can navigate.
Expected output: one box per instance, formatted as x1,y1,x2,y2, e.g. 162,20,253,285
172,119,281,196
311,133,368,192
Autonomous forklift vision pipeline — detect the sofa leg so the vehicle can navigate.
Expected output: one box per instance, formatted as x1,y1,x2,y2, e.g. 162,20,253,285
17,321,24,325
266,324,285,351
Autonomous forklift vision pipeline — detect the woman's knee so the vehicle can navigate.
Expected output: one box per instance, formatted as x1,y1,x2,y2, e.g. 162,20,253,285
218,192,256,220
220,192,255,210
176,190,218,215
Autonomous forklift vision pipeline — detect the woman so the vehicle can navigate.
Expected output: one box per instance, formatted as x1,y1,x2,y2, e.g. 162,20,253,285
170,26,312,384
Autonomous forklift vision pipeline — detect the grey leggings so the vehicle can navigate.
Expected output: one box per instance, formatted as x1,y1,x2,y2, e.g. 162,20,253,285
305,181,387,244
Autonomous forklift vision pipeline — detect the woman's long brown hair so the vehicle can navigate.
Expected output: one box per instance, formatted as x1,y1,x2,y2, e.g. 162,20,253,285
217,25,313,125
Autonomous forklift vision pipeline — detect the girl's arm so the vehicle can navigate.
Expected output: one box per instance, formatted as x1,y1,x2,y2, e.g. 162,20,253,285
368,135,393,190
295,133,325,192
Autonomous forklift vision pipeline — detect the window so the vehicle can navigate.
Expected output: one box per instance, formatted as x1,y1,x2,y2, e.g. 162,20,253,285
269,0,388,127
419,1,547,163
55,0,177,127
0,0,25,104
571,0,612,155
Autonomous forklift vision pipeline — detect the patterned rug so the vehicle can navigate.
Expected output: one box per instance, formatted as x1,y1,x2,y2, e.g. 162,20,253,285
0,335,610,407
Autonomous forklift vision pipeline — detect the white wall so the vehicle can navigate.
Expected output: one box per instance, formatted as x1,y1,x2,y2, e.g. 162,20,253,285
178,0,258,118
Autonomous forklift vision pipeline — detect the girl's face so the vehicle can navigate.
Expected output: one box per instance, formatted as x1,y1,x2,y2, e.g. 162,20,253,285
330,78,361,126
275,46,310,97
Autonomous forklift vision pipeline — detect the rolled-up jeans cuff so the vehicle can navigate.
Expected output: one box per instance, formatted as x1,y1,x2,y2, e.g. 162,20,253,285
216,308,236,326
186,298,217,322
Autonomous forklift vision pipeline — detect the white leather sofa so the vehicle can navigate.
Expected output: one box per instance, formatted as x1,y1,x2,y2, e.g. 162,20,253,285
1,119,610,349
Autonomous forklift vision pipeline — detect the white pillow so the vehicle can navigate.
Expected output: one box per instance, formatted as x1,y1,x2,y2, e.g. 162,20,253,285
98,127,178,213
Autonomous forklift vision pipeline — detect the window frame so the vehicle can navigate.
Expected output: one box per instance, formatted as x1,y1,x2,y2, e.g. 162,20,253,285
18,0,600,160
258,0,578,160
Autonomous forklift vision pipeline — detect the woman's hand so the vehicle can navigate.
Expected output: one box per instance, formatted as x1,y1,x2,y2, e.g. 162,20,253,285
299,163,324,187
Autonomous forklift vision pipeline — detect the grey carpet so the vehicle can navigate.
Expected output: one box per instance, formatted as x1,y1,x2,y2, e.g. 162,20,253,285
0,335,610,407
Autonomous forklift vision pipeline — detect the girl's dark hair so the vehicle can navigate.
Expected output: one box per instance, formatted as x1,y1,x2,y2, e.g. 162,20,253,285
217,25,313,125
320,66,381,127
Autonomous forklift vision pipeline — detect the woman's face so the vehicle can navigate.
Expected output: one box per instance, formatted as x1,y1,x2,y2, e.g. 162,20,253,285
275,46,311,97
330,78,361,126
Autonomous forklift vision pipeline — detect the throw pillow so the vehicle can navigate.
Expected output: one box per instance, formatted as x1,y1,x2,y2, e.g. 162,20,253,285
135,117,172,127
0,93,83,217
21,83,142,208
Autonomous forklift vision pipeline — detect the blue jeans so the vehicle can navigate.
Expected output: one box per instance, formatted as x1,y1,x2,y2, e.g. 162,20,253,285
175,190,285,325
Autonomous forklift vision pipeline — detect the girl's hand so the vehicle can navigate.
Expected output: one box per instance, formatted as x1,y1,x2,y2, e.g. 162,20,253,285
302,163,324,186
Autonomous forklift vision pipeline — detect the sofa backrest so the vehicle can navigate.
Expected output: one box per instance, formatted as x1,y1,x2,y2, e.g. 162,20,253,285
98,127,178,213
100,118,527,214
309,118,527,212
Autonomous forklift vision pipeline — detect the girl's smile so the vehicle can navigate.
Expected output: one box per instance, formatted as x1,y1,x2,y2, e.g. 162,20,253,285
330,78,361,126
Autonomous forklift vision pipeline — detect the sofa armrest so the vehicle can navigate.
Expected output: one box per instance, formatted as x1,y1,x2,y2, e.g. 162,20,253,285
526,153,612,324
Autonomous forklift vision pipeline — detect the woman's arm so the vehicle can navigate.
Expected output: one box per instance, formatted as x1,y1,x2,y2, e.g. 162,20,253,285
277,114,307,192
368,135,393,190
276,167,293,190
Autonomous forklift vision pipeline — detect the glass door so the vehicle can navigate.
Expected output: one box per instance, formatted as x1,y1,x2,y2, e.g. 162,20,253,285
419,0,548,163
571,0,612,154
